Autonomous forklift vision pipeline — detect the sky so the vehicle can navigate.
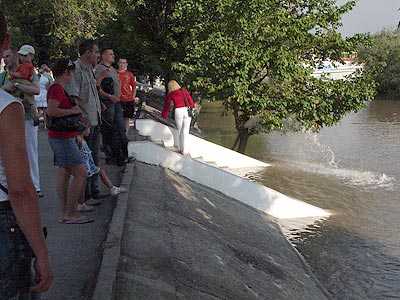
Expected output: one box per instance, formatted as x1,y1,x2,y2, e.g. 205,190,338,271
337,0,400,37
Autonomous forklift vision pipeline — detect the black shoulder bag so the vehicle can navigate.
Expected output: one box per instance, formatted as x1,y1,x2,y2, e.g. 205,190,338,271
180,88,199,118
46,84,86,132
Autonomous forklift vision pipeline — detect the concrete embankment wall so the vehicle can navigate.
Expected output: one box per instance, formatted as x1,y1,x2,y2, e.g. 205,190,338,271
113,162,331,299
131,119,330,220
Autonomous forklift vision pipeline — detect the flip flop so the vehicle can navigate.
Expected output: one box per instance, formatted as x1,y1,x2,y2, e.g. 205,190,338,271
64,217,93,224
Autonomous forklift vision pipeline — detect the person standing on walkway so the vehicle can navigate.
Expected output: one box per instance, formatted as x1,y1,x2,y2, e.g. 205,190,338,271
0,12,53,299
35,65,51,129
96,48,129,166
0,45,44,198
117,57,138,135
77,118,127,206
47,58,93,224
161,80,195,155
64,40,106,202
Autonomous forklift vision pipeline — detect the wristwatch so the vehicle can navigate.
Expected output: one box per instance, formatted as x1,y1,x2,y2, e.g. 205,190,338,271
14,82,20,87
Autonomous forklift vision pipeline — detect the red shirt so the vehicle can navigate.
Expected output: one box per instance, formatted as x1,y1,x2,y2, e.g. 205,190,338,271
14,61,34,82
117,70,136,102
47,84,78,139
161,88,195,119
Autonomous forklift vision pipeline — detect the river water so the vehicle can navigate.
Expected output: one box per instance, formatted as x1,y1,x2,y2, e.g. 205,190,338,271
196,100,400,300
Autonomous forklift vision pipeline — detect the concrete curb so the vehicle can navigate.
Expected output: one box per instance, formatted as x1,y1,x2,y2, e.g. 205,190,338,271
92,162,135,300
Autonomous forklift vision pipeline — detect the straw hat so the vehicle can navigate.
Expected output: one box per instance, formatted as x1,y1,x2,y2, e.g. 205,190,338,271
167,80,181,94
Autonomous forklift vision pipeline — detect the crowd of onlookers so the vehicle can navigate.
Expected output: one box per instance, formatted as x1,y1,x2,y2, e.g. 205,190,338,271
0,28,141,297
0,7,198,296
0,41,142,224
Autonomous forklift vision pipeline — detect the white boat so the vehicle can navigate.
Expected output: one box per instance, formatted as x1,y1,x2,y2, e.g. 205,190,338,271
312,60,363,80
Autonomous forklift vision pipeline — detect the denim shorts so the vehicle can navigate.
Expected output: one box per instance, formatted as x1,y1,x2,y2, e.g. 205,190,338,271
48,137,84,168
0,207,33,300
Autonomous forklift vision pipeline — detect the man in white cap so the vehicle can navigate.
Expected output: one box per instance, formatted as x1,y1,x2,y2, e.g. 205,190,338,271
14,44,35,82
0,45,44,198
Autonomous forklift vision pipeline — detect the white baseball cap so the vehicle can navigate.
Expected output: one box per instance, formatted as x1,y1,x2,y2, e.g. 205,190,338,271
18,45,35,55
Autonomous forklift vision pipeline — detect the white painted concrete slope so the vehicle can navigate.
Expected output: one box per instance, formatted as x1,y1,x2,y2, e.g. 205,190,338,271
135,119,269,169
128,141,330,220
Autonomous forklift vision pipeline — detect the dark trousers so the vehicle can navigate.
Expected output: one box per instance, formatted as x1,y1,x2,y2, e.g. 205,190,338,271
101,100,128,164
0,207,33,299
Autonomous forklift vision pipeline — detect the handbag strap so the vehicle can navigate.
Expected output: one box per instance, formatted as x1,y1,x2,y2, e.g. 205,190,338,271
48,84,76,107
180,88,190,107
0,182,8,194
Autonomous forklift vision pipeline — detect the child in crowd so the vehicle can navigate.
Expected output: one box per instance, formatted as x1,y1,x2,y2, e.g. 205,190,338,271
11,44,39,122
76,118,127,212
13,45,35,82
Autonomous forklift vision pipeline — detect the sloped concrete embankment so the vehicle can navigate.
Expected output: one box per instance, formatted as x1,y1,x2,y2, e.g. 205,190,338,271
112,162,330,299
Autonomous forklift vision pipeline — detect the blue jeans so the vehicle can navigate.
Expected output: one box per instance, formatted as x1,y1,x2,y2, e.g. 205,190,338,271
0,207,33,300
84,125,100,198
101,101,128,163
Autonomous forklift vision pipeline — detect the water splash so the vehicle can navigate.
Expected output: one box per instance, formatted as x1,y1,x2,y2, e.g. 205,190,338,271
281,130,396,190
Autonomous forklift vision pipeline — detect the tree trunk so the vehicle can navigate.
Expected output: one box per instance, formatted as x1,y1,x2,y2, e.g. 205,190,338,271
236,129,250,154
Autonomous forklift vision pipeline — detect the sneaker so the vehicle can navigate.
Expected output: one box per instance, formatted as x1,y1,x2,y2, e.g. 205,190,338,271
77,203,95,212
110,186,127,196
85,198,101,206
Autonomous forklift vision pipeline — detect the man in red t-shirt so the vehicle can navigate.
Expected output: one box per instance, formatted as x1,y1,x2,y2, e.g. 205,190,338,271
117,58,139,135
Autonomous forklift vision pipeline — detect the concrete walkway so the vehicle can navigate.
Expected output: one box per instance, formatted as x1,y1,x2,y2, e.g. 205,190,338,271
36,127,126,300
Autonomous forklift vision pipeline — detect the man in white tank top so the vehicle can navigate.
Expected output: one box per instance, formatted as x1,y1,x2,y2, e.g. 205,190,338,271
0,12,53,299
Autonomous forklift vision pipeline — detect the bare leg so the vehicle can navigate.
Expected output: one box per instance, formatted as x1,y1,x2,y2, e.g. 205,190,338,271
99,169,113,189
57,167,71,218
64,164,87,219
77,176,87,205
124,117,130,135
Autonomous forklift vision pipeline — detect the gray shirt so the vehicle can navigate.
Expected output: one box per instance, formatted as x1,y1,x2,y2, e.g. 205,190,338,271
64,58,101,126
95,64,121,100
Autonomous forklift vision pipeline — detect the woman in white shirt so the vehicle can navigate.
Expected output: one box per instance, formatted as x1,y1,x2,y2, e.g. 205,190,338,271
35,67,50,128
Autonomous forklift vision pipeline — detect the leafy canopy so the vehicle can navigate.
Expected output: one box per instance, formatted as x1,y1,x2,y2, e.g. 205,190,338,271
358,29,400,99
173,0,378,151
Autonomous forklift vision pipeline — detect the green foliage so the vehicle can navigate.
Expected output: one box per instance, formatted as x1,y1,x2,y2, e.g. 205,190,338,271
1,0,117,63
173,0,377,152
358,29,400,99
1,0,378,153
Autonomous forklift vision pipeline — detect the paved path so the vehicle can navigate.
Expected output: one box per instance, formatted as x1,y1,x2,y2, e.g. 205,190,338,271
37,127,125,300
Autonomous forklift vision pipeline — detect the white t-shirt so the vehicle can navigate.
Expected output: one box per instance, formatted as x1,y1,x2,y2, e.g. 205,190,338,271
0,88,22,201
35,74,50,104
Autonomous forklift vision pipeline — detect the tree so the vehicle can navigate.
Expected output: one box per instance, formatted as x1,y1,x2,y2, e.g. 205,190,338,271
358,29,400,99
174,0,378,153
1,0,117,63
105,0,184,80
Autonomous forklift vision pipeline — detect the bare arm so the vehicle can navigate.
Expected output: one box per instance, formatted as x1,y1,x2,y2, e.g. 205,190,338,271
95,69,118,103
0,103,53,292
15,79,40,95
47,98,82,117
131,74,137,98
98,86,118,103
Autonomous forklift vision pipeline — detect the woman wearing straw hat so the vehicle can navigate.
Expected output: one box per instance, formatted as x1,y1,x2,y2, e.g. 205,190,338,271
161,80,195,155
